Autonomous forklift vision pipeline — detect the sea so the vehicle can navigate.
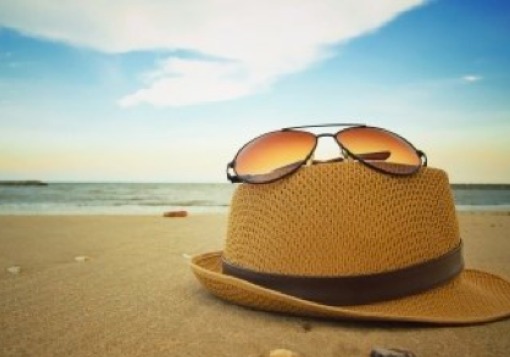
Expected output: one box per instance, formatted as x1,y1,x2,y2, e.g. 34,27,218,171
0,183,509,215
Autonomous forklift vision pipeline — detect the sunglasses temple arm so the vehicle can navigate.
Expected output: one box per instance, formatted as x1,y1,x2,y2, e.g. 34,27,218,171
418,150,428,167
226,162,242,183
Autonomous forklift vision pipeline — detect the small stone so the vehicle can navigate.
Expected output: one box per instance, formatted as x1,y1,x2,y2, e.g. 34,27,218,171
182,253,192,260
163,210,188,218
301,322,312,332
7,266,21,274
370,347,416,357
74,256,91,263
269,349,301,357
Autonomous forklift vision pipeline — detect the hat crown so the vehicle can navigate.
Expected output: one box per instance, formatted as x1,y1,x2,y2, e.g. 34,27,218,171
224,163,460,276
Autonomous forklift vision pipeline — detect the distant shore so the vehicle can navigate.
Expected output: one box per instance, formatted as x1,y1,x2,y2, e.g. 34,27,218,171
0,180,48,186
1,180,509,189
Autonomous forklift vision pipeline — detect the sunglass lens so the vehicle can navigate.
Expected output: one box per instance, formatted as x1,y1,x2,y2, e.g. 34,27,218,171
234,131,316,183
336,127,422,175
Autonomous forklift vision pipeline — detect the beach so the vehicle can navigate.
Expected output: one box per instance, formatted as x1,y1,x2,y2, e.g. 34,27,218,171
1,212,509,357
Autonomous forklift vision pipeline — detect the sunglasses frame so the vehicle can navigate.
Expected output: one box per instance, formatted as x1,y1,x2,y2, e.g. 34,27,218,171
227,123,427,184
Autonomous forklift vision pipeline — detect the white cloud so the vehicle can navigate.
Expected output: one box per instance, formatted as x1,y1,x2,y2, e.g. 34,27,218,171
0,0,424,107
462,75,483,83
118,58,255,107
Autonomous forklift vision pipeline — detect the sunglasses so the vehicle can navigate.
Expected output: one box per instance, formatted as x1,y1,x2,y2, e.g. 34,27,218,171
227,123,427,184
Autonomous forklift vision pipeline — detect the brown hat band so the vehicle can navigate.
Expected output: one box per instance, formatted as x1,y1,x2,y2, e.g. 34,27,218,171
222,242,464,306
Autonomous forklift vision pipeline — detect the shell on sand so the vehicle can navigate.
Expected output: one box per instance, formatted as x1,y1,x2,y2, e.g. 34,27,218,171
74,256,91,263
370,347,416,357
269,349,301,357
182,253,192,260
7,266,21,274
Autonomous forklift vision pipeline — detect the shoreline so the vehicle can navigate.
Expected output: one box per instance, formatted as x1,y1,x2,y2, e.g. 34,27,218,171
0,207,509,216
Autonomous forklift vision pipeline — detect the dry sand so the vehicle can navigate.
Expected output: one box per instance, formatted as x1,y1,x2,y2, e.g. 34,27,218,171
1,212,509,357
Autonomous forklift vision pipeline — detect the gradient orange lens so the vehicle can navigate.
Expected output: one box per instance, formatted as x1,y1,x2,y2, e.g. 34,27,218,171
336,127,421,175
234,131,316,183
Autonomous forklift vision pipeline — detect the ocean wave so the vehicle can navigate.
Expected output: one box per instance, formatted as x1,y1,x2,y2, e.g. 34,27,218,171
1,182,509,215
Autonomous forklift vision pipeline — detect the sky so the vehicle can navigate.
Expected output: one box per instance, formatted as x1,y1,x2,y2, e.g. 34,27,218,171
0,0,509,183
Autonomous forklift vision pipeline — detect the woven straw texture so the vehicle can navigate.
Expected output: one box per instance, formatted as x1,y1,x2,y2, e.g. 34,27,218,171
224,163,459,275
191,162,510,324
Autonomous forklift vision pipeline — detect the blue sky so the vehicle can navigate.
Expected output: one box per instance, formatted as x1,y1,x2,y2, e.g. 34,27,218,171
0,0,509,183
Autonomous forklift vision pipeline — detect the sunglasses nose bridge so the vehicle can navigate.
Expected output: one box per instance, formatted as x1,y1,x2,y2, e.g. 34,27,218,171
315,133,335,139
311,133,346,162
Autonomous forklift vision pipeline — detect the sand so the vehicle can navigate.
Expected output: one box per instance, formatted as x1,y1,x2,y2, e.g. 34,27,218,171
1,212,509,357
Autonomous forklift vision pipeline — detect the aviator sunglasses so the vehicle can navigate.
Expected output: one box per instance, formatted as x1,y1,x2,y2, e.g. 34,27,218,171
227,124,427,184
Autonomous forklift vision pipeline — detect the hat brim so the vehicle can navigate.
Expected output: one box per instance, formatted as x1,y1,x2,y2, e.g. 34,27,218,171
191,251,510,325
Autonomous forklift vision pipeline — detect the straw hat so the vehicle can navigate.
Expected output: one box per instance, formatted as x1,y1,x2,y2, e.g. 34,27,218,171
191,163,510,324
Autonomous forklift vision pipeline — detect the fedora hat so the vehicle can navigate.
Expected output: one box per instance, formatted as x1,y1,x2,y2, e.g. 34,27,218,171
191,163,510,324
